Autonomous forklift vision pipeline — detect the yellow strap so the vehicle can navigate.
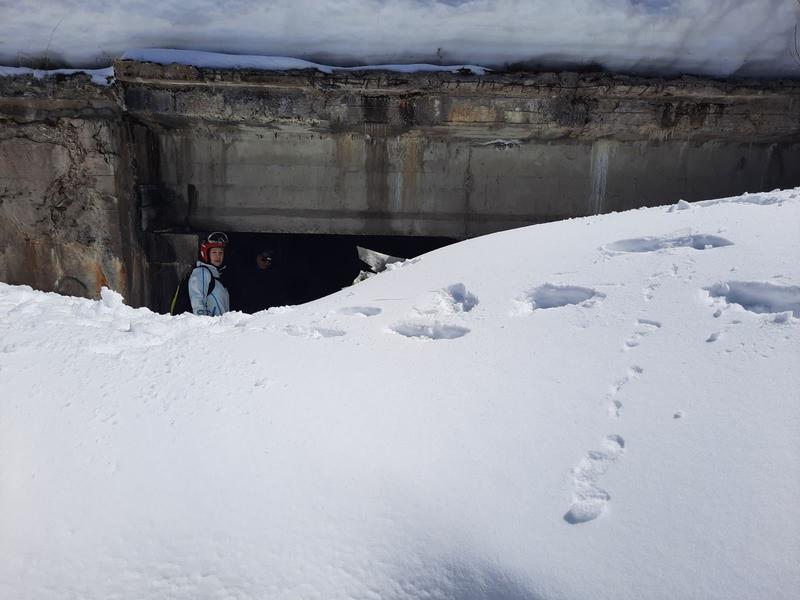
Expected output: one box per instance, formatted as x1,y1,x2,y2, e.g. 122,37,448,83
169,281,181,315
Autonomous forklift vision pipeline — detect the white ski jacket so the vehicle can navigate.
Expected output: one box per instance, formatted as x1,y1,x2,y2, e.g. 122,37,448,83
188,262,230,316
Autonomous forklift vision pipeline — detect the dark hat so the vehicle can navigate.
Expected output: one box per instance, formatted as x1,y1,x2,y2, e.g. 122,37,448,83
257,249,275,260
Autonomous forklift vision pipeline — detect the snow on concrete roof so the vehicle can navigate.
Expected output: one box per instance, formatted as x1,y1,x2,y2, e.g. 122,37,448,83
2,1,798,79
120,48,490,75
0,66,114,86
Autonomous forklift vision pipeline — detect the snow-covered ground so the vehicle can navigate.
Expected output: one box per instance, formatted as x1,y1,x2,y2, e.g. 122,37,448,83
1,188,798,599
3,1,799,79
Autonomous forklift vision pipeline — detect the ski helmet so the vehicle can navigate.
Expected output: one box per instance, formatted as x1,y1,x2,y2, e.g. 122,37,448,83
199,231,228,263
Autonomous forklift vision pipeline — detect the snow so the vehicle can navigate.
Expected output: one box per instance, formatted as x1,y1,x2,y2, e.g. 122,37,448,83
1,188,799,599
119,48,489,75
0,48,487,88
0,66,114,86
2,1,799,79
117,49,477,75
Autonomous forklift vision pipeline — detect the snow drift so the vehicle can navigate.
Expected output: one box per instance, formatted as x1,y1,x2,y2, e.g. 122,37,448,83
1,188,799,599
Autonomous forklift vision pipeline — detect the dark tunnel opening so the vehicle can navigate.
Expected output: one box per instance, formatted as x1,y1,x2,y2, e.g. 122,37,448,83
150,232,456,314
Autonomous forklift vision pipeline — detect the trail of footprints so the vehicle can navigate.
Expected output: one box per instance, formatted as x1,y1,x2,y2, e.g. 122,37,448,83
563,317,658,525
563,227,756,524
387,281,606,339
563,233,697,524
287,226,796,529
563,231,797,524
311,225,795,528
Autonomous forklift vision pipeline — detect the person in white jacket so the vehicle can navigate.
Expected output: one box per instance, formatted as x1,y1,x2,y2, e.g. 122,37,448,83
189,232,230,316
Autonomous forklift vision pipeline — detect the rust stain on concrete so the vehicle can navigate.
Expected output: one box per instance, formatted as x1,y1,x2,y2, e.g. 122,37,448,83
93,263,109,294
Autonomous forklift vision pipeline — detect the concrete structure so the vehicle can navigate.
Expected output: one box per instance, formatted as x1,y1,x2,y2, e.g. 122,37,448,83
1,61,799,307
0,74,146,303
116,61,800,240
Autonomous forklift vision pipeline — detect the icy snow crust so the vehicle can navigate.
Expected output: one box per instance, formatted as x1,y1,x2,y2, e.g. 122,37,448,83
1,189,799,599
121,48,490,75
0,49,487,87
0,66,114,86
2,1,799,79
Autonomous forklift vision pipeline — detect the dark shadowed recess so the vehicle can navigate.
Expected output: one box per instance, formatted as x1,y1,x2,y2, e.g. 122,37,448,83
221,232,454,308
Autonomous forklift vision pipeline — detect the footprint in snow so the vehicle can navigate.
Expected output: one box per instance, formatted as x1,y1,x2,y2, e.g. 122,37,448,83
624,318,662,350
439,283,479,313
642,281,660,302
283,325,346,339
389,322,470,340
564,435,625,525
413,283,480,316
705,280,800,320
388,284,476,340
603,233,733,254
337,306,382,317
517,284,604,313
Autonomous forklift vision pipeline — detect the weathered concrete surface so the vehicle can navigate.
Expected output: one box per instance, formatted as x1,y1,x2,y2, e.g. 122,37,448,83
115,61,800,238
2,63,799,305
0,74,146,303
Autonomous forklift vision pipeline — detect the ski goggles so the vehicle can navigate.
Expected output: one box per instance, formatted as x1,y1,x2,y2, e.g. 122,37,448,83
207,231,229,244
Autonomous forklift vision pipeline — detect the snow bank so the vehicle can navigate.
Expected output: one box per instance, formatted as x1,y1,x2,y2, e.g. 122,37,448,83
1,188,799,599
0,66,114,86
121,48,490,75
3,1,798,79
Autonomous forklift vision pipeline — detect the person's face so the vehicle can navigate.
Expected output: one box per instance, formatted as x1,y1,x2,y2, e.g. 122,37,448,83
256,254,272,270
209,247,225,267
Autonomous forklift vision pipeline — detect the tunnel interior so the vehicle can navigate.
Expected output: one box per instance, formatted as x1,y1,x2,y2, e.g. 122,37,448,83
148,232,455,314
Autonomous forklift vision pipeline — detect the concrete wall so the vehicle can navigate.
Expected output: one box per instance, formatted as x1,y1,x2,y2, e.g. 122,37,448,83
0,74,146,303
116,62,800,239
149,130,797,238
1,62,799,305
